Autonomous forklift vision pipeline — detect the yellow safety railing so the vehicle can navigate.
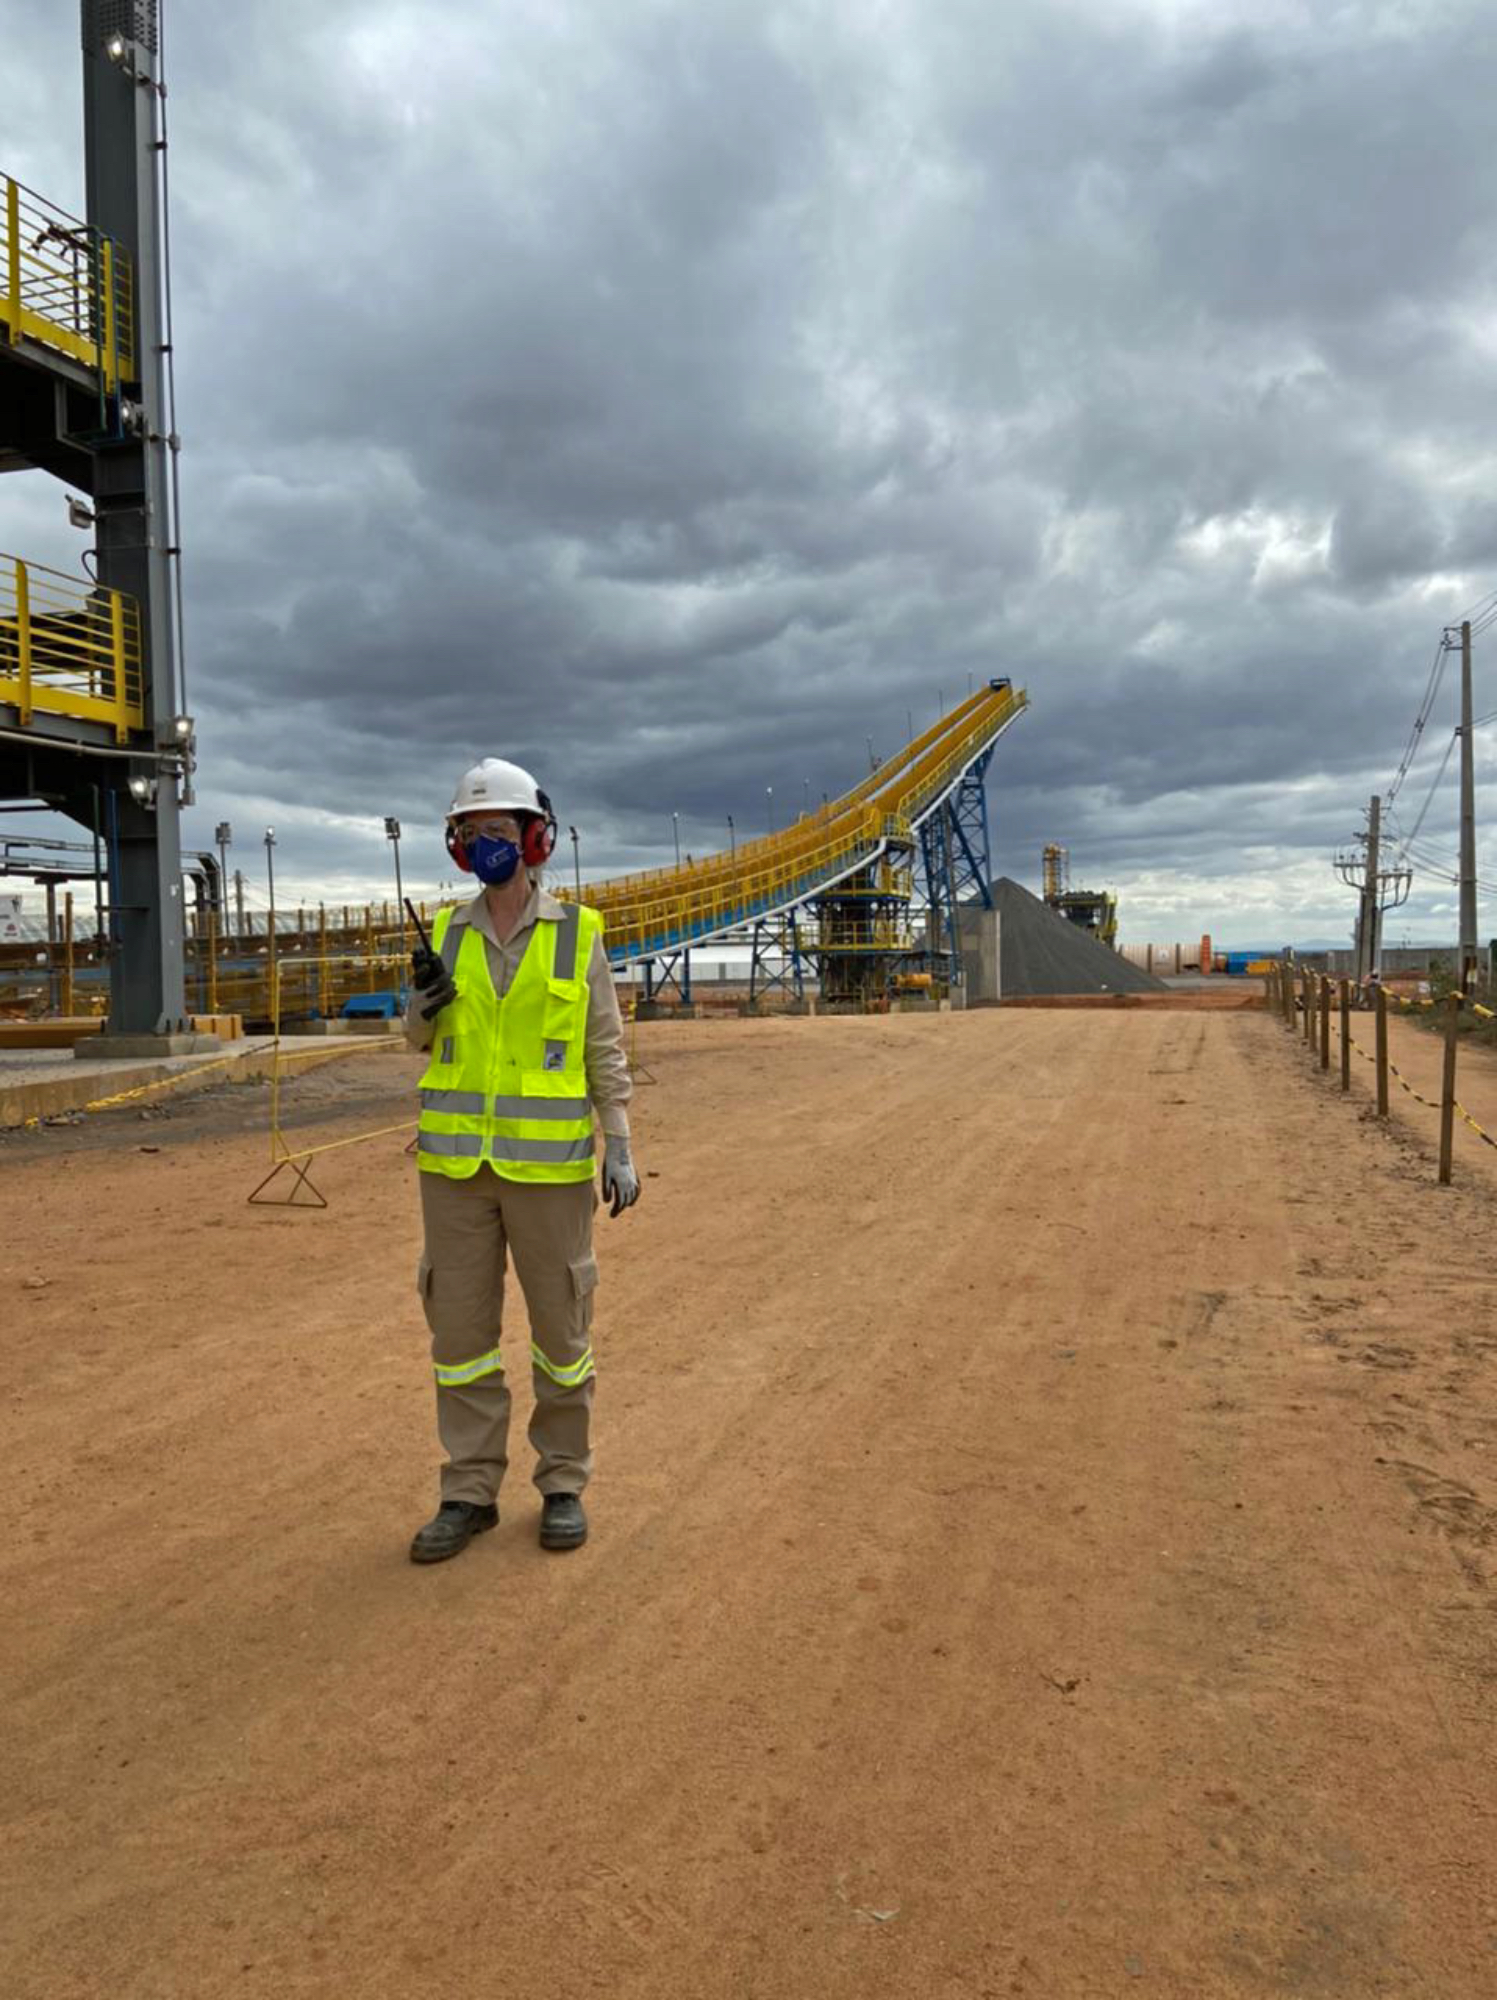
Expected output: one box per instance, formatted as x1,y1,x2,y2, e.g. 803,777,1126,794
205,951,406,1026
0,554,145,742
578,681,1027,957
0,173,134,385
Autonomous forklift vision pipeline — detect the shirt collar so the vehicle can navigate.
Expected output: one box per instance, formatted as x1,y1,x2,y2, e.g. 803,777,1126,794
463,879,564,946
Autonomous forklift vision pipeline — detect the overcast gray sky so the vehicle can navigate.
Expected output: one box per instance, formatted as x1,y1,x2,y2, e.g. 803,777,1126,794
5,0,1496,944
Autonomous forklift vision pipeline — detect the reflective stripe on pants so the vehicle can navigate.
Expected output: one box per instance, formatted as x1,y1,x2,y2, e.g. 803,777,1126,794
433,1345,504,1388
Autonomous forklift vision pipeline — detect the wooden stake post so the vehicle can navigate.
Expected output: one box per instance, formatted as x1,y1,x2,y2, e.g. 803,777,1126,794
1319,976,1330,1070
1438,991,1460,1185
1375,986,1389,1117
1339,978,1350,1090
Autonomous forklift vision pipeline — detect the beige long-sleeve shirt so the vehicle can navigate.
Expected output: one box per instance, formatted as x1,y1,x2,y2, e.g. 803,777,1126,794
404,883,633,1141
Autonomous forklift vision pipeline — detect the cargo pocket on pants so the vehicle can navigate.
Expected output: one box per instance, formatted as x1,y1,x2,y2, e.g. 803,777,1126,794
568,1254,598,1302
416,1255,433,1299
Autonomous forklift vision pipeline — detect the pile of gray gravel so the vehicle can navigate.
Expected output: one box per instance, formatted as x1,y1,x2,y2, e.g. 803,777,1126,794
988,877,1167,996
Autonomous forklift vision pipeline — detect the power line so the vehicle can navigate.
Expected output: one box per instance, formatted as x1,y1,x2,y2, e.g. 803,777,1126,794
1385,633,1451,809
1461,588,1497,637
1403,729,1458,846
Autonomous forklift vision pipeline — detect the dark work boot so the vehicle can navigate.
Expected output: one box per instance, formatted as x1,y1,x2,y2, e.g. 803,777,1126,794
539,1492,588,1551
409,1500,498,1565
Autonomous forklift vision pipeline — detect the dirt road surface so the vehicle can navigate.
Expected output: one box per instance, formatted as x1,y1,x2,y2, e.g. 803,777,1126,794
3,1009,1495,1999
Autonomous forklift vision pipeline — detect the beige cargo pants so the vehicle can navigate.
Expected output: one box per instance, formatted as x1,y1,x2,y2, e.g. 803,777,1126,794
417,1168,598,1505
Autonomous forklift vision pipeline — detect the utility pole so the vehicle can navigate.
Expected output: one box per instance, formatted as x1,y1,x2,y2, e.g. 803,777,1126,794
1362,795,1381,981
1459,618,1478,987
1336,795,1407,997
234,868,245,940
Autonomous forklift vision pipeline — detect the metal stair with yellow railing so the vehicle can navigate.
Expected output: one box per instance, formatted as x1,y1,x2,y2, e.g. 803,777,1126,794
0,554,144,742
1,171,134,392
0,168,146,748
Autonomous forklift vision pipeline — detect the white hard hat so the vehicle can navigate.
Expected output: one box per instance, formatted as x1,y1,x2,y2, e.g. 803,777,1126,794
447,758,546,821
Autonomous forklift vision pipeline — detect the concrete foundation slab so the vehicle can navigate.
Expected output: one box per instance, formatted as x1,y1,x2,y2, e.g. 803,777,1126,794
83,1033,225,1060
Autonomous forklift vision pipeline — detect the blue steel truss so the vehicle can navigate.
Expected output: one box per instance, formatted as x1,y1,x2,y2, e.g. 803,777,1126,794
946,749,994,909
919,806,961,987
749,912,805,1003
642,950,692,1004
917,749,994,985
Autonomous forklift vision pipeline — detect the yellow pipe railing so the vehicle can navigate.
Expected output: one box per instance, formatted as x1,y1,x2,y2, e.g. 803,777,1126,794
0,171,134,385
0,553,145,742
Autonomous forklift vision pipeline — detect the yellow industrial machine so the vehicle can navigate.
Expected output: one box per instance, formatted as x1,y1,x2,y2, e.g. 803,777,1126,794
1041,845,1118,948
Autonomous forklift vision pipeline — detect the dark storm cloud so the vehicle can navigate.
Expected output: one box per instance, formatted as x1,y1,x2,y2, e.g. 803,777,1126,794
4,0,1496,938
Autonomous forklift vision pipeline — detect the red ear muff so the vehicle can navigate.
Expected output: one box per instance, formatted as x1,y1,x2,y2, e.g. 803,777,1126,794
523,791,558,867
445,823,473,873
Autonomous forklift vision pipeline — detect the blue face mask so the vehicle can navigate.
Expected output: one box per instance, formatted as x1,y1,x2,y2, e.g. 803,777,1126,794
470,833,522,886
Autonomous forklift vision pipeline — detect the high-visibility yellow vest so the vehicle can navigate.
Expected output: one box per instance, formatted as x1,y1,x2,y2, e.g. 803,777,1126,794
416,898,602,1184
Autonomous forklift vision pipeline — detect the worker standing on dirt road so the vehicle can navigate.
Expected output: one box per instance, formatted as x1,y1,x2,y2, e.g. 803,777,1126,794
403,758,638,1563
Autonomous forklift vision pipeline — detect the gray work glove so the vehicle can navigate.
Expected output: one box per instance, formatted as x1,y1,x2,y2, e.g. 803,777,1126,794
601,1135,640,1217
411,946,457,1021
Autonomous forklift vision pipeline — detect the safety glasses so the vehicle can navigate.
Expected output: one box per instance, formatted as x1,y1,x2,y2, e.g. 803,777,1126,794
459,817,523,842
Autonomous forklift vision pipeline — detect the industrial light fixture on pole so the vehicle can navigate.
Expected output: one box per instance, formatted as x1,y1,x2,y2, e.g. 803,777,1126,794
569,824,581,898
214,820,232,947
263,827,278,1001
672,811,681,869
384,817,406,956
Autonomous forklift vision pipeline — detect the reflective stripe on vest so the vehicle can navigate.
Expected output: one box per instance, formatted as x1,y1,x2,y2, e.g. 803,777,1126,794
417,1129,485,1158
419,1088,590,1122
416,896,601,1184
419,1087,487,1116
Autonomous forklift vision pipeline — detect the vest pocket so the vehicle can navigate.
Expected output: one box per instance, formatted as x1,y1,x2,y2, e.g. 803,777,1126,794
542,975,584,1045
519,1068,589,1105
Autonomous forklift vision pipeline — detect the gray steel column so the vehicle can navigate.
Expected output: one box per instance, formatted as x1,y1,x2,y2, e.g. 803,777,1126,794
81,1,190,1032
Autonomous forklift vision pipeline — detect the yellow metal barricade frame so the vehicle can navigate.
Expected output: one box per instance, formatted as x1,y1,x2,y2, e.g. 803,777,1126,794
247,953,415,1207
